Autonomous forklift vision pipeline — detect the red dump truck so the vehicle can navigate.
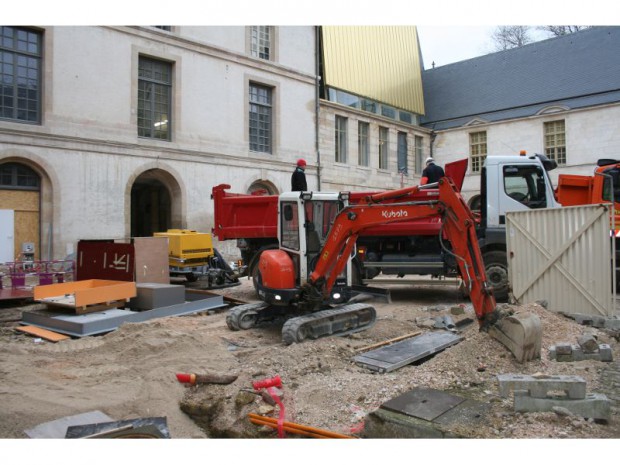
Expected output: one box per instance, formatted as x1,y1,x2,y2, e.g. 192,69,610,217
212,154,562,301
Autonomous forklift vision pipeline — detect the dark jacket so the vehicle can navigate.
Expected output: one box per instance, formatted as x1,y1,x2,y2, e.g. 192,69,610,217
291,167,307,191
422,163,445,184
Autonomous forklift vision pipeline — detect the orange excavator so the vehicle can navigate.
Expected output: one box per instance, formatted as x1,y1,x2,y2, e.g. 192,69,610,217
226,177,541,361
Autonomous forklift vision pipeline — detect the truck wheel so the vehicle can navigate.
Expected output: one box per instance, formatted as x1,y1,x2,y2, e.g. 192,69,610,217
483,250,509,302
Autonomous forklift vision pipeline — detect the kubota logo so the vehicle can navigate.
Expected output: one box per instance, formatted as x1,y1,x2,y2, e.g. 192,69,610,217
381,209,408,219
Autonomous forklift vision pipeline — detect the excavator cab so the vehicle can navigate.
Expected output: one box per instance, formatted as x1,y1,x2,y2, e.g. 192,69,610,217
258,191,352,309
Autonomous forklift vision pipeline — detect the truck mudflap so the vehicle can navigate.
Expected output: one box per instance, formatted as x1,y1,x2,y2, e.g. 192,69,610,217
281,303,377,345
487,311,542,363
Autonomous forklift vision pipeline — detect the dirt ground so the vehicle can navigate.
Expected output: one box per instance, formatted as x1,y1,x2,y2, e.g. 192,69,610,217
0,277,619,445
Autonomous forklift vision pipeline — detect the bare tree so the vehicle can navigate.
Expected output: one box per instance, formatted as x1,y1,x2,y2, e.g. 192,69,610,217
491,26,533,51
537,26,590,37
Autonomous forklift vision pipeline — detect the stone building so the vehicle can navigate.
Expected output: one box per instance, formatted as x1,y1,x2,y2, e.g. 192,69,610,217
0,26,318,261
421,26,620,200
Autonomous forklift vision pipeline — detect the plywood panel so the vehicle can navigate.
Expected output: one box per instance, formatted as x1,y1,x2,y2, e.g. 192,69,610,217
133,237,170,284
0,190,40,260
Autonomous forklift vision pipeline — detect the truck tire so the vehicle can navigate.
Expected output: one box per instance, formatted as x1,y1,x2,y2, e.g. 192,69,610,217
483,250,509,302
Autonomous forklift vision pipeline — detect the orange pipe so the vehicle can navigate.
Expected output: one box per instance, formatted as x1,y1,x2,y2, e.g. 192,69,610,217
248,413,355,439
249,417,328,439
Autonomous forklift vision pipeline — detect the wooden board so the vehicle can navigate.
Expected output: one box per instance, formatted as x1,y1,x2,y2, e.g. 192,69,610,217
133,237,169,284
15,325,70,342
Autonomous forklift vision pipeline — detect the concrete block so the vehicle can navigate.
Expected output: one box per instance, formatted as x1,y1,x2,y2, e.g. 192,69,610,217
577,334,599,353
513,391,611,421
129,283,185,311
497,373,586,399
604,318,620,330
555,343,573,355
548,344,614,362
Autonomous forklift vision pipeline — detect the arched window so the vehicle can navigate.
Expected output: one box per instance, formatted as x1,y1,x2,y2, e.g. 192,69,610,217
0,163,40,190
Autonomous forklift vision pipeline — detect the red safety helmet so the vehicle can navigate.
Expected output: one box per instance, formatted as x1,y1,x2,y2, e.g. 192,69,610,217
297,158,307,167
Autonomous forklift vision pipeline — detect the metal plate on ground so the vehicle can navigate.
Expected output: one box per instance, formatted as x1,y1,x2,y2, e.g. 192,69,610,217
381,387,466,421
353,330,462,373
65,416,170,439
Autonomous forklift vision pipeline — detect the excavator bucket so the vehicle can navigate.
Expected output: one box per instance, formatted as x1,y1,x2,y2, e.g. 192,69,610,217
487,312,542,363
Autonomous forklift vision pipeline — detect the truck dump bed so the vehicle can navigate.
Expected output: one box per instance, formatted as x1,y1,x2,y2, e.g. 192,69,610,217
212,158,468,241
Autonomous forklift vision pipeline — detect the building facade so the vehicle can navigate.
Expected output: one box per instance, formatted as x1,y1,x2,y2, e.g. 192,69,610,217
0,26,317,261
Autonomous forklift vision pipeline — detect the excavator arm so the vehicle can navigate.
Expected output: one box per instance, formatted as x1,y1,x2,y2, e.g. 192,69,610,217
305,178,498,327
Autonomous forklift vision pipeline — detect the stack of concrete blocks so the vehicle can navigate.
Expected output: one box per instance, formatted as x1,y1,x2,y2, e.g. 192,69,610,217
548,332,614,362
497,373,611,421
559,313,620,331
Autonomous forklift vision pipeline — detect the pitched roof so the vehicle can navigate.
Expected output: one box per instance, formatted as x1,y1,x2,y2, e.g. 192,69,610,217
420,27,620,130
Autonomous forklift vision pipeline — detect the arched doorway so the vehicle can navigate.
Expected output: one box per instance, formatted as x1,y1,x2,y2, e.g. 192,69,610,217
131,170,173,237
0,162,41,261
248,180,278,195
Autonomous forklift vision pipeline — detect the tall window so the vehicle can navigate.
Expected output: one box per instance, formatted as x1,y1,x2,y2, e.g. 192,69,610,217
250,26,272,60
544,120,566,165
415,135,424,174
138,56,172,141
470,131,487,173
378,126,389,170
397,132,408,174
358,122,369,166
0,27,42,123
249,83,272,153
335,116,348,163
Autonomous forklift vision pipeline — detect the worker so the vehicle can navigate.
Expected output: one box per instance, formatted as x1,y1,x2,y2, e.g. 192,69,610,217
291,158,308,191
420,157,445,185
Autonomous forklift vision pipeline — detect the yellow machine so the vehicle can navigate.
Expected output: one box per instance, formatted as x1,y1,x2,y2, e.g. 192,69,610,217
154,229,214,268
154,229,239,288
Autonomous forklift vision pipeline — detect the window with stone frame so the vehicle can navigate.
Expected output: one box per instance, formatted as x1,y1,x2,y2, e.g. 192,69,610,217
378,126,389,170
415,135,424,174
0,26,42,123
138,56,172,141
335,115,348,163
544,120,566,165
470,131,487,173
358,121,370,166
249,83,273,153
250,26,273,60
397,132,408,174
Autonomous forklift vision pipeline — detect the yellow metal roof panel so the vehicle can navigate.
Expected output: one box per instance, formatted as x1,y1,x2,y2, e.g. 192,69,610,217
322,26,424,115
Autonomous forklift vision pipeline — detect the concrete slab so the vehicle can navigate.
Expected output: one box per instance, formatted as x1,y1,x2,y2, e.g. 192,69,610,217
353,330,463,373
21,292,226,337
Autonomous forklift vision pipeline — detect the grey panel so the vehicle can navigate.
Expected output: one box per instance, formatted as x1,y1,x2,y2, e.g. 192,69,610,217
129,283,186,310
381,388,465,421
353,330,462,372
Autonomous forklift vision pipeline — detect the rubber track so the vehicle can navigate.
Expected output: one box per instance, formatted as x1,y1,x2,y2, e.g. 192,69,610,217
281,303,377,345
225,302,270,330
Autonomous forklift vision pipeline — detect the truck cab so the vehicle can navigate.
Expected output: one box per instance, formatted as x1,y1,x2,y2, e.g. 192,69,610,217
482,153,561,229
